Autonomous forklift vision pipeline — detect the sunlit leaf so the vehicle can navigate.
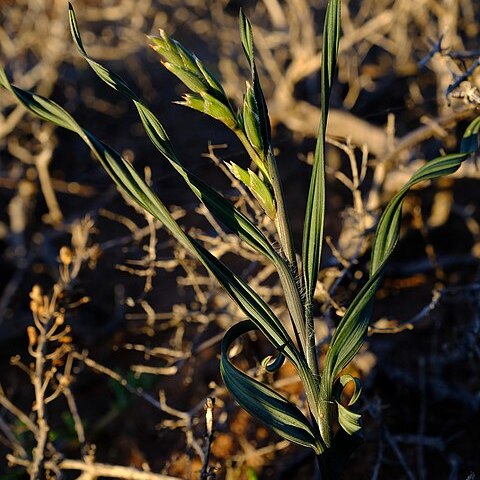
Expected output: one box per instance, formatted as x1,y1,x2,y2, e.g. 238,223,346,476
220,320,322,452
302,0,341,310
320,119,480,431
333,375,362,435
67,3,308,383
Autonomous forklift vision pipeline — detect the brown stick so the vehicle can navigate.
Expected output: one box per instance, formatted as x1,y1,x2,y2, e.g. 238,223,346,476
7,455,182,480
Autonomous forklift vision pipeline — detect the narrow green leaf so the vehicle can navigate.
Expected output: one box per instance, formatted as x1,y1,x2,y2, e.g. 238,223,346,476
220,320,322,452
68,4,140,102
319,117,479,437
301,0,342,427
67,4,309,369
333,374,362,435
302,0,341,308
238,9,271,149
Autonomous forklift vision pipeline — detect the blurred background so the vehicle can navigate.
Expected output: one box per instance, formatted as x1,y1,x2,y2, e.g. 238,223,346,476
1,0,480,478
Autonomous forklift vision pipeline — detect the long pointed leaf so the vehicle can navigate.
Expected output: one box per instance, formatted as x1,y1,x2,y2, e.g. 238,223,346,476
220,320,322,452
319,118,480,439
67,3,309,361
300,0,341,400
302,0,341,308
0,68,323,421
0,69,292,357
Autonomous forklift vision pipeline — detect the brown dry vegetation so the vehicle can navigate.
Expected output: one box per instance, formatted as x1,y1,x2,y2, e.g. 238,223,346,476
1,0,480,479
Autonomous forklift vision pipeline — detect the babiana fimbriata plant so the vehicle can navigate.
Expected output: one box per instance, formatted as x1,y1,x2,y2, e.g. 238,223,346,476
1,1,479,478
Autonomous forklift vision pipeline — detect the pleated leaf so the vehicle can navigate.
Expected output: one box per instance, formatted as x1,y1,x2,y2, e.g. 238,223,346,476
302,0,341,307
239,9,271,150
220,320,322,452
334,374,362,435
68,4,310,382
320,118,480,419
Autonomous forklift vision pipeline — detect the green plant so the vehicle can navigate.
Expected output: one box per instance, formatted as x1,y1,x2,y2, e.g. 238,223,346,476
1,1,479,477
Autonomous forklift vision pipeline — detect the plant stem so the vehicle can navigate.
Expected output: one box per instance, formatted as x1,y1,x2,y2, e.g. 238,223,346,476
236,130,309,347
265,149,298,269
305,309,320,379
316,452,336,480
318,399,333,448
235,129,270,179
235,131,297,267
30,318,51,480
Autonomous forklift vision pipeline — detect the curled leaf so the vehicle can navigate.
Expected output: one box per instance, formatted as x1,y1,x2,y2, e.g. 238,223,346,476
221,320,322,452
333,375,362,435
261,354,285,373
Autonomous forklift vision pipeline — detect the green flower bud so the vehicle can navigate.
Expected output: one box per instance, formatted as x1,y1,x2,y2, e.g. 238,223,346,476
177,93,237,129
150,30,184,66
162,63,208,93
243,82,263,153
227,162,251,185
176,93,205,112
200,92,237,129
227,162,276,219
195,57,225,98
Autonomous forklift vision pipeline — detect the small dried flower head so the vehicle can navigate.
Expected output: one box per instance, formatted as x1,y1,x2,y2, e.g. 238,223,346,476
27,326,37,346
30,285,42,302
59,375,71,387
29,285,44,315
59,246,73,266
55,313,65,326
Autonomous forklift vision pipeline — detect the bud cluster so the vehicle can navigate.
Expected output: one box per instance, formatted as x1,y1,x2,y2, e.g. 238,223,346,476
150,31,237,129
150,23,277,221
